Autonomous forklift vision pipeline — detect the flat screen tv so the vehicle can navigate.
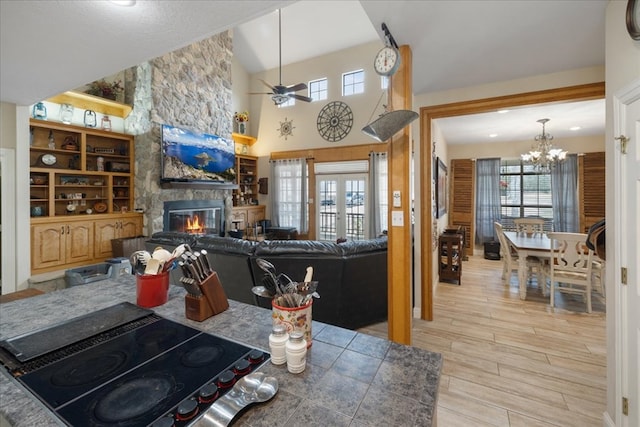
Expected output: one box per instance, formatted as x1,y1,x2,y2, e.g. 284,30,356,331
161,124,236,185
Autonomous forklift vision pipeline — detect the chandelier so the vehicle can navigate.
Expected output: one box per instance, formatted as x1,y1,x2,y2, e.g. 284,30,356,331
521,118,567,171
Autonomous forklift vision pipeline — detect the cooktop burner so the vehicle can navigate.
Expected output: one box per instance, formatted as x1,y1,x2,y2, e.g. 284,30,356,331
0,303,270,426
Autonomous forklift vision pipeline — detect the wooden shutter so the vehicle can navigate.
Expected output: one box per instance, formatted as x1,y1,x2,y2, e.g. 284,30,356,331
449,159,475,250
579,152,605,232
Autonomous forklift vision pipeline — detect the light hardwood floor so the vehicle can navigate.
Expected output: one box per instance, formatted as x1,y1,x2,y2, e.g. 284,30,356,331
359,255,606,427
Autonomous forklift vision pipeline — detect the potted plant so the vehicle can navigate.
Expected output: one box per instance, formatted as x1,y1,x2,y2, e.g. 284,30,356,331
85,79,124,101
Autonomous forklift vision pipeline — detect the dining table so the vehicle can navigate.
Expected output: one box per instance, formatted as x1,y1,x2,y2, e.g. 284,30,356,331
503,231,551,300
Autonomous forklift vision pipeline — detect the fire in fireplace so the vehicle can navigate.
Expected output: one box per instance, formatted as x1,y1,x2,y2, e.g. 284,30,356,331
163,200,224,235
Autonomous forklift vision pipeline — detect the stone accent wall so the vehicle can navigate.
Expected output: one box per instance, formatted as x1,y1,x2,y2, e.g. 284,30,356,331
128,31,234,236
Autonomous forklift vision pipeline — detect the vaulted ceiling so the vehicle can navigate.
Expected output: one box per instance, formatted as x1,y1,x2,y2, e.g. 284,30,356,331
1,1,607,143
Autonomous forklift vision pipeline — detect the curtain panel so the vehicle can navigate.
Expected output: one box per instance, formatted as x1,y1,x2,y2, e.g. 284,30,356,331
269,158,308,233
475,158,501,243
551,153,579,232
368,152,388,237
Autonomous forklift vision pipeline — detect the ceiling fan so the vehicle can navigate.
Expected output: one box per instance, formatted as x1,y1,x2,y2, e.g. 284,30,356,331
249,9,311,106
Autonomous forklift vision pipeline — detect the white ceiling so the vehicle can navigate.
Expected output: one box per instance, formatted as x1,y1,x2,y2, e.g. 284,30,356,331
1,0,607,144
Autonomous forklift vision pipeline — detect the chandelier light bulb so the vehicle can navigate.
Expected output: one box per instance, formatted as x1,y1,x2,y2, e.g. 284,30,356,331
521,118,567,171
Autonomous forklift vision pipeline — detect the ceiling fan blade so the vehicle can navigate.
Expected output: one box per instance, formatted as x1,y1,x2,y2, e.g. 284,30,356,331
248,92,274,95
284,83,307,93
290,94,312,103
259,79,276,91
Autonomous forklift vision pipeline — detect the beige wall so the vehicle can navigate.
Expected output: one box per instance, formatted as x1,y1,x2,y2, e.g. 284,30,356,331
248,40,384,157
448,134,604,160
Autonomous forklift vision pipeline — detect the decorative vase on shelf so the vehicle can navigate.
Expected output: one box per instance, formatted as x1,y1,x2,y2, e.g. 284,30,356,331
238,122,247,135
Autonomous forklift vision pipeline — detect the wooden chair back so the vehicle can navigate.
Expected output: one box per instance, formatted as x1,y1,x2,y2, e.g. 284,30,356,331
514,218,545,234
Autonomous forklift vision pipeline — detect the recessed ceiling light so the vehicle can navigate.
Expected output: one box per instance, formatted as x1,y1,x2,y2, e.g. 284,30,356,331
569,126,581,131
109,0,136,6
489,133,498,138
497,110,510,114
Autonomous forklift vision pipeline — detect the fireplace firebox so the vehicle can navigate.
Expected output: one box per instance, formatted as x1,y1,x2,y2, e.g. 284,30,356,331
163,200,224,235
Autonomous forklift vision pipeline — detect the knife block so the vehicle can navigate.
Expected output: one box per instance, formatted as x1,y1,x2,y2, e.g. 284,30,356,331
185,271,229,322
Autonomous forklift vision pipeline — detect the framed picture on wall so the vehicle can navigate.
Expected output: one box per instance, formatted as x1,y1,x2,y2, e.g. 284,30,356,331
436,157,447,218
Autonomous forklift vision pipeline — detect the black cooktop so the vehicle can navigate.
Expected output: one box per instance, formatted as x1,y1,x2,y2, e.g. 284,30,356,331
0,303,269,426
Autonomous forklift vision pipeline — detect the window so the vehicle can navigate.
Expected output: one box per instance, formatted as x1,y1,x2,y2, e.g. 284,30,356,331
309,78,327,101
499,159,552,230
342,69,364,96
271,159,308,233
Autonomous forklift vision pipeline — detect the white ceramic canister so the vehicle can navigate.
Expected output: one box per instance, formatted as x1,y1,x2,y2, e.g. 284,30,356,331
285,331,307,374
269,324,289,365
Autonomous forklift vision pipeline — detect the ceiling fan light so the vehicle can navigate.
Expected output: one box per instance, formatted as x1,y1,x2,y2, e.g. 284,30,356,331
362,110,419,142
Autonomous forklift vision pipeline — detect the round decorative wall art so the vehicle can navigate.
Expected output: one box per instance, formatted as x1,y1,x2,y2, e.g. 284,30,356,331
278,117,295,140
316,101,353,142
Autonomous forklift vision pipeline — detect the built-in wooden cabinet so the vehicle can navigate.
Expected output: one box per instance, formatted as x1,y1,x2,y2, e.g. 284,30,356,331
231,205,265,230
29,119,142,274
233,154,259,206
31,221,94,271
93,216,143,259
29,119,134,217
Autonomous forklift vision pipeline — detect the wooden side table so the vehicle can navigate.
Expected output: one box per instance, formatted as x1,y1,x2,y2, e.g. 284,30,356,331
439,233,463,285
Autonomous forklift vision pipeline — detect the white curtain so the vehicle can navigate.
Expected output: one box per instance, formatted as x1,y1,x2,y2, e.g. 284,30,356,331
476,158,501,243
368,152,388,237
551,153,579,232
269,158,308,233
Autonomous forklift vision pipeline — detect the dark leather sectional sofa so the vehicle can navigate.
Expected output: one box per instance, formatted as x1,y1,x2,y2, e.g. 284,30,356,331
145,232,388,329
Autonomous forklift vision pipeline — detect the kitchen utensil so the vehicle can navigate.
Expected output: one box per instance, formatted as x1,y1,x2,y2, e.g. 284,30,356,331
256,258,280,294
261,275,278,295
194,372,278,427
144,258,161,275
251,285,274,298
304,266,313,282
277,273,297,294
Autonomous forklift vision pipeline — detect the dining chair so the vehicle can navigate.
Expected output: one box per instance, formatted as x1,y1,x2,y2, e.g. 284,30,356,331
591,256,606,299
514,218,545,234
541,232,594,313
494,222,540,285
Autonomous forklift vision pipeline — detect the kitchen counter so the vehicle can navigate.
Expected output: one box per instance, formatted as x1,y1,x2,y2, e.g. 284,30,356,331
0,276,442,426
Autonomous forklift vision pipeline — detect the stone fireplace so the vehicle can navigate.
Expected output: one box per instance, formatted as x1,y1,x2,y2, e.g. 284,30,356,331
163,200,224,236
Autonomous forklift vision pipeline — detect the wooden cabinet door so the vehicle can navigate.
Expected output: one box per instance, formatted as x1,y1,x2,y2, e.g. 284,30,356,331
247,206,265,226
119,217,142,238
94,219,117,259
32,223,66,270
231,208,248,229
66,222,94,264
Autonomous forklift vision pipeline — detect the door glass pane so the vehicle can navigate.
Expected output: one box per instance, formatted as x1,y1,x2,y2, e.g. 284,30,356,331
344,178,366,240
318,178,337,241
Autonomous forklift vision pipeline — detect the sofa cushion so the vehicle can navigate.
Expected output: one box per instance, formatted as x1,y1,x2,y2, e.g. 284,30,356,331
196,235,258,256
339,236,387,255
147,232,198,249
254,239,344,257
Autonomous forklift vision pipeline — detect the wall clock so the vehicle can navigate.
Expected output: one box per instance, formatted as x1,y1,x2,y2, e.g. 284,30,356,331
627,0,640,40
316,101,353,142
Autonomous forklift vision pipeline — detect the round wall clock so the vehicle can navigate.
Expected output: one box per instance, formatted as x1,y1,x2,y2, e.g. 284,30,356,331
374,45,400,76
627,0,640,40
316,101,353,142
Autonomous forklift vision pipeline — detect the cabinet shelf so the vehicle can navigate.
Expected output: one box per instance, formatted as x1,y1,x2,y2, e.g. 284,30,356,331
46,91,133,118
231,133,257,146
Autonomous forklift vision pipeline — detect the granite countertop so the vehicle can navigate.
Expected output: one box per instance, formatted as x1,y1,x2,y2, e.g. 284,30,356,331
0,276,442,426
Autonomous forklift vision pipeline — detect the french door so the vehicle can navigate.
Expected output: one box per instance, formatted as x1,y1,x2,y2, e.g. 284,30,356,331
316,174,367,241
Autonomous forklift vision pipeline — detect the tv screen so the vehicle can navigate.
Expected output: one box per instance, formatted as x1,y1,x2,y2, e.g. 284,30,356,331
161,124,236,184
